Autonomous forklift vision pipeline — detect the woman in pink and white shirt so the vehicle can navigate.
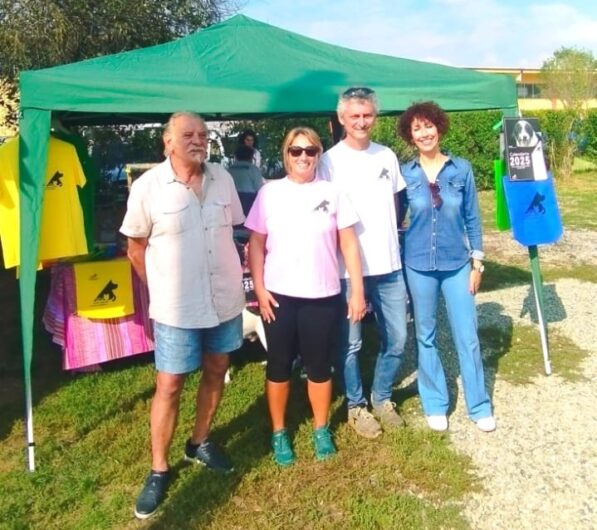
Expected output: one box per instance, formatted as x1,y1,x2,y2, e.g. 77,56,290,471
246,127,365,466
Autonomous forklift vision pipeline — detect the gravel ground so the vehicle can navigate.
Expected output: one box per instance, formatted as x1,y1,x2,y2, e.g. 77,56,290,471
483,228,597,267
401,230,597,529
453,280,596,529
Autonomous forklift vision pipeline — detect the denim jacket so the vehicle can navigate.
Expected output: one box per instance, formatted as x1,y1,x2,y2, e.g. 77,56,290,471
401,155,484,272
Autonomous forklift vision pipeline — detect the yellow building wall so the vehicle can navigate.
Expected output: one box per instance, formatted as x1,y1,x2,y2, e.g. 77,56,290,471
519,98,597,111
473,67,597,111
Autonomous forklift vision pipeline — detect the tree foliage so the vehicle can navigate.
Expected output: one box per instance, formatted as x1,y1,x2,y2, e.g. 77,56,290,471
0,0,237,75
541,47,597,114
540,47,597,178
0,77,18,134
0,0,239,127
80,125,164,178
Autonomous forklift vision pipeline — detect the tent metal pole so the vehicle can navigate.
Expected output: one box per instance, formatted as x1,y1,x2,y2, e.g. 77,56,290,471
25,380,36,471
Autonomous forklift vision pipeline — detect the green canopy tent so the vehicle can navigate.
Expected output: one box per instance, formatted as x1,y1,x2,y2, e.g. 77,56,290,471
18,14,517,470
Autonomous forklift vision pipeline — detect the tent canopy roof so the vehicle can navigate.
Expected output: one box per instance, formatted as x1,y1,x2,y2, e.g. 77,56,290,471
20,15,516,125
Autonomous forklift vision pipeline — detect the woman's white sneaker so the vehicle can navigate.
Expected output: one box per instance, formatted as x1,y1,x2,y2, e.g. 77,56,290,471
426,415,448,432
476,416,496,432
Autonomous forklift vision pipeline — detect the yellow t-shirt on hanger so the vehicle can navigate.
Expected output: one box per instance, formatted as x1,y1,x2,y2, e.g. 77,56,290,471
0,136,89,268
0,138,20,268
40,136,88,261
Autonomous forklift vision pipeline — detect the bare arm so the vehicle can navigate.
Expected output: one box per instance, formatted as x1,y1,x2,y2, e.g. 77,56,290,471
338,226,366,323
248,231,278,322
469,259,483,295
127,237,149,284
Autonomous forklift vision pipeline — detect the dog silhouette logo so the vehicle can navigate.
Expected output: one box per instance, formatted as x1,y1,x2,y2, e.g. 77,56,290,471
94,280,118,303
378,168,390,180
314,200,330,213
47,171,64,187
526,192,546,214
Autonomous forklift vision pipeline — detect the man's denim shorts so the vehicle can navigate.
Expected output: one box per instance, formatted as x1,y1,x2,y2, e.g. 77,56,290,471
153,314,243,374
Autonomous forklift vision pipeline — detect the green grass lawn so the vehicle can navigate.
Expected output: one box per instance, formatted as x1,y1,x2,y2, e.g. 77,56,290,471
1,171,595,529
1,321,474,529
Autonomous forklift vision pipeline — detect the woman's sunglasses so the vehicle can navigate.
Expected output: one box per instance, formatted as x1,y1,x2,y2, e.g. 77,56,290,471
288,145,320,157
429,182,443,208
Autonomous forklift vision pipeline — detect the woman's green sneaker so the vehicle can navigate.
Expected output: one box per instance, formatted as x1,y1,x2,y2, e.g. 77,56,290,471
312,425,337,461
271,429,295,466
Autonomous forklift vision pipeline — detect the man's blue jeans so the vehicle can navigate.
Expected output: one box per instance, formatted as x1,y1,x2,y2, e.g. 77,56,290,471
405,263,492,420
339,270,408,408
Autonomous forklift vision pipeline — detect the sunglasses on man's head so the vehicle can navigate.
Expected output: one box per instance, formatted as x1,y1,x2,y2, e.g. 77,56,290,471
429,182,443,208
288,145,320,157
342,87,375,98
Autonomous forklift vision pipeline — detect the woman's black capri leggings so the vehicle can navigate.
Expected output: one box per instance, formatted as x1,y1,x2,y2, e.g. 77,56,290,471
264,292,342,383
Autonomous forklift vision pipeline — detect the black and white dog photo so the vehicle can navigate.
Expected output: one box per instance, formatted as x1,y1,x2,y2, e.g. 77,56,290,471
511,119,540,147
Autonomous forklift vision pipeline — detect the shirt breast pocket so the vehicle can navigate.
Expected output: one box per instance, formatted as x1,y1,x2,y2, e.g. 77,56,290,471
158,204,192,234
203,200,232,228
446,178,465,197
406,180,423,201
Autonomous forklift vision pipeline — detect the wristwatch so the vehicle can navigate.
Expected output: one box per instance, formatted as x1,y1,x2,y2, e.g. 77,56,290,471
472,263,485,273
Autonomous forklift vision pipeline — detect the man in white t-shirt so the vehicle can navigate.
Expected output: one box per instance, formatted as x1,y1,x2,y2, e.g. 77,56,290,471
319,87,408,439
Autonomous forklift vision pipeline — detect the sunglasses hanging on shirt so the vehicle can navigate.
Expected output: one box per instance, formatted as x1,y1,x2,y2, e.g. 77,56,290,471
429,182,443,209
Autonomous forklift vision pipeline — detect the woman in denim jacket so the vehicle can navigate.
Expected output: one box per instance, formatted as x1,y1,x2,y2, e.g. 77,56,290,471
397,101,495,433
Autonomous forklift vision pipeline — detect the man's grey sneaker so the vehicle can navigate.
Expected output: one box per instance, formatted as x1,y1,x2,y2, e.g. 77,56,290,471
134,470,169,520
312,425,337,461
347,406,382,439
371,399,406,428
184,438,234,473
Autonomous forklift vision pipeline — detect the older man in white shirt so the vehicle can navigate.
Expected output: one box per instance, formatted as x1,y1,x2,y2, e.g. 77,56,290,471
121,112,245,520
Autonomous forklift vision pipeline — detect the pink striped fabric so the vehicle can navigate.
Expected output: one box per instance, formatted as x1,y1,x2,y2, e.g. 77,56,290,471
43,262,154,370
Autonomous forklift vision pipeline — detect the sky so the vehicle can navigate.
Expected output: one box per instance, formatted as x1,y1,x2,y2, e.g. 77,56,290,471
239,0,597,68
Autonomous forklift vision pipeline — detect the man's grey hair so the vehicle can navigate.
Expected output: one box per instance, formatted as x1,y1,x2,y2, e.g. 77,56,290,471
163,111,206,137
336,87,379,116
163,112,206,156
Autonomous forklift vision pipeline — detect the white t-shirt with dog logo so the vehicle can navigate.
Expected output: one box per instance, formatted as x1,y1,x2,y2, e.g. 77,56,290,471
319,140,406,277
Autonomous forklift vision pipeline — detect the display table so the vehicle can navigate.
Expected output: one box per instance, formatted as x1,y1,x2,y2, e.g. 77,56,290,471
43,261,154,370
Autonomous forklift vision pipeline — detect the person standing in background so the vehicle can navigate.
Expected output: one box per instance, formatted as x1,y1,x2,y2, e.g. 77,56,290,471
239,129,262,168
227,144,264,216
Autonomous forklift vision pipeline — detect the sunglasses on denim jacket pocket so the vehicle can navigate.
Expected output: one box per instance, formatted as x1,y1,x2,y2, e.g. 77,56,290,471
288,145,320,157
341,87,375,98
429,182,443,208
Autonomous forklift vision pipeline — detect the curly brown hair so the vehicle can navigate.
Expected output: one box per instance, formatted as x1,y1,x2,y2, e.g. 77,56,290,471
397,101,449,144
